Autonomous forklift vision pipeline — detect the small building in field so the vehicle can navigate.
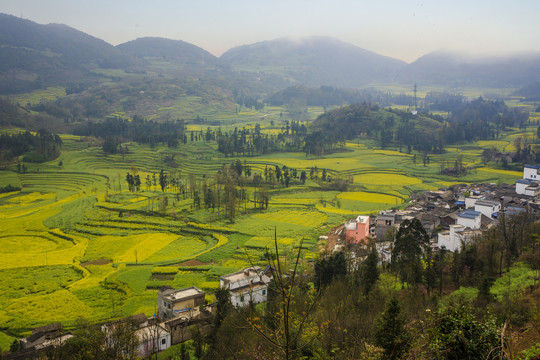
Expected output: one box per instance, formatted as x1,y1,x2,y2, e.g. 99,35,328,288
157,286,206,320
220,266,273,308
345,215,370,245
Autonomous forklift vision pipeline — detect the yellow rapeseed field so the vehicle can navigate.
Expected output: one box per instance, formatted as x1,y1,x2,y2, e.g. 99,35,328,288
338,191,402,204
253,209,327,227
117,233,179,263
315,203,361,215
5,290,92,325
478,167,522,176
373,150,412,157
353,173,422,186
69,264,116,290
2,191,55,206
0,191,20,199
476,140,510,151
183,233,228,261
0,229,88,269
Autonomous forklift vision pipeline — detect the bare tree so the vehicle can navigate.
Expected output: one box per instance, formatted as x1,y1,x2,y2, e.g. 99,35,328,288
243,229,320,360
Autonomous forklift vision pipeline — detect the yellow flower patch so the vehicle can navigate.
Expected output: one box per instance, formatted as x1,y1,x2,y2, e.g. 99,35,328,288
117,233,178,263
315,203,360,215
6,192,55,204
353,173,421,186
5,290,92,324
338,191,402,204
477,167,522,177
373,150,412,157
253,209,327,227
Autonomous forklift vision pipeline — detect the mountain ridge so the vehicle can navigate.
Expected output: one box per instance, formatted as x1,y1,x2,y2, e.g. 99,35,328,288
2,13,540,94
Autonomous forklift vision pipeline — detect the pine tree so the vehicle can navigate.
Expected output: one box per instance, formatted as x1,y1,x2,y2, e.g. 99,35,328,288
362,248,379,295
374,298,408,359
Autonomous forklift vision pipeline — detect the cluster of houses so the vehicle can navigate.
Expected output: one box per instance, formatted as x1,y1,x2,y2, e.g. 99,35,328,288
9,266,273,359
336,164,540,259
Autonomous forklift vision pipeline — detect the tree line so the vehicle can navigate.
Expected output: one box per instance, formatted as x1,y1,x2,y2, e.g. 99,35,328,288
74,116,187,151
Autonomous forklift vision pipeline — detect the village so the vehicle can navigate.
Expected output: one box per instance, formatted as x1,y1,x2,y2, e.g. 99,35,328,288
332,163,539,265
6,164,540,359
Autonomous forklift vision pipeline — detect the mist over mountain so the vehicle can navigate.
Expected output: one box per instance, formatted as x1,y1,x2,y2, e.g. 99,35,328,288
400,50,540,87
220,37,407,88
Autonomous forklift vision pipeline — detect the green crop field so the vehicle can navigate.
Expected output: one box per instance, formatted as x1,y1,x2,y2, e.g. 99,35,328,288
0,103,531,338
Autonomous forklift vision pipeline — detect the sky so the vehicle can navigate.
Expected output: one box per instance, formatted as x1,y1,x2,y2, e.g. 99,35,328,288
1,0,539,63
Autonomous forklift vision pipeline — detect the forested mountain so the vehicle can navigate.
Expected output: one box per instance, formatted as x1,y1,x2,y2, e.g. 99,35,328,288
116,37,218,69
220,36,407,88
0,13,140,94
400,50,540,87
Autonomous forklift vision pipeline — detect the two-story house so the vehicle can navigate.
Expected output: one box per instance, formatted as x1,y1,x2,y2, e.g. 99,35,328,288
220,266,272,308
157,286,206,320
474,199,501,219
516,164,540,196
344,215,370,245
456,210,482,229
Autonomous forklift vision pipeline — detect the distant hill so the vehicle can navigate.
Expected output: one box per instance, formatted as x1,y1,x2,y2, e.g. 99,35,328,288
116,37,218,69
0,13,139,94
400,50,540,87
220,37,407,88
512,82,540,101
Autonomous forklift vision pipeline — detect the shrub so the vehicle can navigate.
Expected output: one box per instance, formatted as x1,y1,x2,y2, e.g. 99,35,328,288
151,266,178,275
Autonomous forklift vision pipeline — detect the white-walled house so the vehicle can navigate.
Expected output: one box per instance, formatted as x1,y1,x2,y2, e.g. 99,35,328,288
136,323,171,358
437,224,482,252
516,164,540,195
474,199,501,219
456,210,481,229
220,266,272,308
465,195,483,209
103,314,171,359
523,164,540,180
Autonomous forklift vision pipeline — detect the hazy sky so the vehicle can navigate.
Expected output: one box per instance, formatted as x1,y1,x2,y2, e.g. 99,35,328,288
1,0,539,63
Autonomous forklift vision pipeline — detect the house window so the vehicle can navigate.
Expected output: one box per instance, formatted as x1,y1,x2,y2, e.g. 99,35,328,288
262,289,266,296
161,338,166,345
240,295,244,302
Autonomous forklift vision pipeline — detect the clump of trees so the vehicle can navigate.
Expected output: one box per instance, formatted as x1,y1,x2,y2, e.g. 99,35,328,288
0,129,62,162
304,98,528,156
75,116,187,149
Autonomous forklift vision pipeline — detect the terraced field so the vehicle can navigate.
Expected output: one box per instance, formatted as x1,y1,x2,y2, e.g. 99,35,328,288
0,118,528,339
